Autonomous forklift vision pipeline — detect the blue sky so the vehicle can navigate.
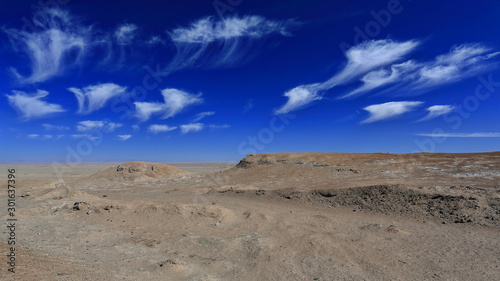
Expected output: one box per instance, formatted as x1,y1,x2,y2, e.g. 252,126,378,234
1,0,500,163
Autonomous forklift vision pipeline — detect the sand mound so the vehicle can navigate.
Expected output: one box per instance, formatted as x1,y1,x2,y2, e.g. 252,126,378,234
24,180,96,201
36,183,76,200
87,161,190,182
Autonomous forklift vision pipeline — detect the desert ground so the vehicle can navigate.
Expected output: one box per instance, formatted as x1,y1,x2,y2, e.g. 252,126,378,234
1,152,499,280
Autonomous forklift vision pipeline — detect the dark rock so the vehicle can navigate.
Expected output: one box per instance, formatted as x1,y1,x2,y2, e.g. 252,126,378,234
72,201,91,211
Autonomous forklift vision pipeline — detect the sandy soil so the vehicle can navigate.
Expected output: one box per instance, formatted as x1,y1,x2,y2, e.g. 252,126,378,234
0,152,499,280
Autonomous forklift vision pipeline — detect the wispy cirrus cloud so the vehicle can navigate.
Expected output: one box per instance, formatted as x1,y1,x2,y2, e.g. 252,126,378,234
100,23,141,66
146,36,165,45
4,8,90,83
275,39,420,114
114,23,138,45
42,123,70,131
180,123,204,135
414,44,499,89
418,105,454,121
167,15,296,71
148,124,177,134
71,134,99,141
417,132,500,138
362,101,423,124
26,134,55,140
342,43,499,98
170,15,291,43
134,88,202,121
6,90,66,121
275,40,499,115
117,135,132,141
244,99,254,112
274,85,323,115
192,111,215,122
76,120,122,132
134,102,164,122
68,83,127,114
209,124,230,129
340,60,419,99
4,8,154,78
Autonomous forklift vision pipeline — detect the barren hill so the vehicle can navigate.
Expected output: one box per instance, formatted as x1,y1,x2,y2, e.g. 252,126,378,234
215,152,500,189
235,152,500,170
87,161,190,182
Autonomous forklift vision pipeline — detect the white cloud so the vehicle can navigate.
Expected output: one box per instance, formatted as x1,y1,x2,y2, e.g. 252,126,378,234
117,135,132,141
76,120,104,131
192,111,215,122
417,132,500,138
343,43,500,98
435,43,491,64
414,44,499,89
419,65,458,83
170,15,291,43
275,39,420,114
362,101,423,124
418,105,454,121
180,123,204,135
274,86,321,114
161,89,202,118
322,39,419,88
42,123,70,131
68,83,127,114
132,125,140,131
76,120,122,132
276,41,499,114
340,60,418,98
209,124,230,129
134,102,165,122
107,123,122,132
244,99,254,112
6,90,66,120
5,8,89,83
115,23,138,45
148,124,177,134
167,15,295,70
146,36,165,45
71,134,99,141
134,88,202,121
27,134,53,140
29,133,64,140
